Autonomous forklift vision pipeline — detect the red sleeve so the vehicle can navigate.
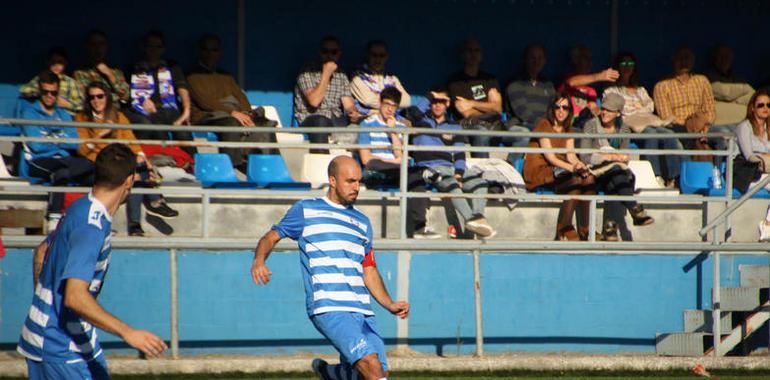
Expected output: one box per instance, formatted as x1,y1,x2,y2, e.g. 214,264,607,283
362,249,376,268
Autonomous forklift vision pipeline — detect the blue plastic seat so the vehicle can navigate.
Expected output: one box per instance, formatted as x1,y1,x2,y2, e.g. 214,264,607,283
247,154,310,190
17,153,44,184
679,161,713,195
191,131,219,141
193,153,256,188
513,158,524,173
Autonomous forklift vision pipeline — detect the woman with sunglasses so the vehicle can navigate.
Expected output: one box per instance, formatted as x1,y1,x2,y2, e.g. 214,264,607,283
76,81,179,236
733,90,770,241
604,52,682,188
523,93,596,240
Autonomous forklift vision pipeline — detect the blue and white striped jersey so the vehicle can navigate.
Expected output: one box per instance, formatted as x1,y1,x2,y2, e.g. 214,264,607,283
358,114,404,161
17,193,112,363
273,197,374,316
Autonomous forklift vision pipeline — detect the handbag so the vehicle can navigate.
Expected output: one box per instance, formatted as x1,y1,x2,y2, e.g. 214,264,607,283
749,154,770,173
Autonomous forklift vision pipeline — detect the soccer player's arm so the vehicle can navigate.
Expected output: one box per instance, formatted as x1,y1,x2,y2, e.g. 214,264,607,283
62,226,167,358
251,202,304,285
362,238,409,319
32,235,51,287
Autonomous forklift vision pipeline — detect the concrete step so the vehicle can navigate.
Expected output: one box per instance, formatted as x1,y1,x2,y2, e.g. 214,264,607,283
740,264,769,288
718,287,769,311
655,332,724,356
683,310,732,333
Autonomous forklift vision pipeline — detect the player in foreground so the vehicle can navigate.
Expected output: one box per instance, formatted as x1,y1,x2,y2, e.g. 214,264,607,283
251,156,409,380
18,143,167,379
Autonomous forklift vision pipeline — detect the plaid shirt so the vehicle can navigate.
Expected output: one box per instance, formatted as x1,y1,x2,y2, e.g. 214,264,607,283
293,62,352,123
73,66,130,105
19,74,84,115
653,74,716,125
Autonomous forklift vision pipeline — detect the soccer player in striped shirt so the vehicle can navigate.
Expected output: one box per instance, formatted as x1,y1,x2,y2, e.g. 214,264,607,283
251,156,409,380
18,144,167,379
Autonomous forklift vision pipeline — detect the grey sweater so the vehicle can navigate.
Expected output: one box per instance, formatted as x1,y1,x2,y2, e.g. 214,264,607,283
579,117,632,165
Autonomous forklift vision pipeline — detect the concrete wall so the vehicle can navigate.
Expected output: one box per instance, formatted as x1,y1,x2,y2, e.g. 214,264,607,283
1,247,767,355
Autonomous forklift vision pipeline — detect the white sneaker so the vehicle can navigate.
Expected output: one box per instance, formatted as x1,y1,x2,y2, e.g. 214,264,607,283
758,221,770,242
655,176,666,188
465,217,496,238
413,227,441,239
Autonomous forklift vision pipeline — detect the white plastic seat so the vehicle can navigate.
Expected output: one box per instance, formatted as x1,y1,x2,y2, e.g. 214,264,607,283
627,160,678,196
301,152,352,188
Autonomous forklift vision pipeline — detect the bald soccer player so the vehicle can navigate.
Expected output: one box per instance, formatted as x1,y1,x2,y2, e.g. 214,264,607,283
251,156,409,380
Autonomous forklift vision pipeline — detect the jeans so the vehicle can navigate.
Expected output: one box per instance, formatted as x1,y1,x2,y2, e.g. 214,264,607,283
501,125,530,163
300,114,348,154
638,126,682,180
126,164,162,227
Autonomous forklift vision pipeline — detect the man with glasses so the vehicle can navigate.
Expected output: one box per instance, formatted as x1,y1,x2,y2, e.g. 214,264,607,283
357,87,408,190
19,47,83,116
187,34,276,172
19,71,94,228
350,40,411,116
294,36,362,153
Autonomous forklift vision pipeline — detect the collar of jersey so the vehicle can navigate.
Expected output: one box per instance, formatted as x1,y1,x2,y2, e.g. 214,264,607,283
322,196,348,210
88,192,113,222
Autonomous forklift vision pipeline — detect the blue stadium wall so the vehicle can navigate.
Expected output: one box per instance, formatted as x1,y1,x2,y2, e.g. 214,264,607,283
1,249,767,354
1,0,769,126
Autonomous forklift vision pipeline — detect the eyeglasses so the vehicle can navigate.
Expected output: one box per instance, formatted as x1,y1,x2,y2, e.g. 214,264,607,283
619,60,636,66
88,93,106,100
430,99,449,105
320,48,339,55
41,89,59,97
553,104,570,111
756,102,770,109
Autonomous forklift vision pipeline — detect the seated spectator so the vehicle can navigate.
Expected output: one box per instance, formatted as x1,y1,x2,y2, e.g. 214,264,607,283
20,71,94,227
126,30,195,154
76,82,179,236
294,36,362,153
523,93,595,241
350,40,411,116
654,46,730,158
558,44,619,129
505,44,555,162
706,44,755,126
604,52,681,187
19,47,83,116
731,90,770,241
73,29,130,107
358,87,405,188
187,33,276,172
580,93,654,241
404,88,496,238
447,39,506,158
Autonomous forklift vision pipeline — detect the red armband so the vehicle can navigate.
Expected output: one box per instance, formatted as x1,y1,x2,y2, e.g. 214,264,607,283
362,249,376,268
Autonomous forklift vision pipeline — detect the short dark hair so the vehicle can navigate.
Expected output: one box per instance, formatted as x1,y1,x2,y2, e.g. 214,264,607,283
47,46,68,65
320,35,340,47
198,33,221,49
86,29,107,41
94,144,137,189
380,87,402,105
366,40,387,52
38,70,59,87
143,29,165,46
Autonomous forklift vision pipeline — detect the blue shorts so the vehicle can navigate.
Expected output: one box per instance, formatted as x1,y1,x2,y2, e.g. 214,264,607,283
311,311,388,371
27,355,110,380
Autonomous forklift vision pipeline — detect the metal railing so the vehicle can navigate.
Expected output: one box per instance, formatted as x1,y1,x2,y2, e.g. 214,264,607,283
0,117,763,358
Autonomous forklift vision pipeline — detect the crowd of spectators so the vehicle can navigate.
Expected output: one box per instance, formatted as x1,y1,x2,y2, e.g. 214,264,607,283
8,29,770,242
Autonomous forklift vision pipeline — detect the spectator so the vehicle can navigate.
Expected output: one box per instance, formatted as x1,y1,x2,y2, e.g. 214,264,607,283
350,40,411,115
731,90,770,241
523,93,596,241
73,29,130,107
580,93,654,241
126,30,195,153
706,44,755,126
19,47,83,116
404,88,496,239
558,44,619,129
505,44,555,162
187,33,276,172
358,87,405,188
604,52,681,187
76,82,179,236
20,71,94,227
653,46,729,157
447,39,504,158
294,36,362,153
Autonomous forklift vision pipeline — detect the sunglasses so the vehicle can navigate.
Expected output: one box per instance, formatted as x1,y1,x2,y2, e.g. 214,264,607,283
320,48,339,55
619,60,636,66
756,102,770,109
88,93,106,100
430,99,449,105
41,89,59,97
553,104,570,111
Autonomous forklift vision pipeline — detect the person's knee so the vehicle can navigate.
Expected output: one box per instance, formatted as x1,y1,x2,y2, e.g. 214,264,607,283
355,353,385,378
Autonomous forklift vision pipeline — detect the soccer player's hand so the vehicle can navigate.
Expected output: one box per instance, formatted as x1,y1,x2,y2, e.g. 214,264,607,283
123,328,167,358
251,261,273,285
387,301,410,319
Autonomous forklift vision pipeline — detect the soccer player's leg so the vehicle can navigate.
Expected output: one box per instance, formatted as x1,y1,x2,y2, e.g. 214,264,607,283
311,312,386,380
29,356,111,380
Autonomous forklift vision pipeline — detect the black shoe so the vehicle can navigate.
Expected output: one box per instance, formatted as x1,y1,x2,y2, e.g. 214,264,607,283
128,224,145,237
630,205,654,226
601,221,619,242
145,201,179,219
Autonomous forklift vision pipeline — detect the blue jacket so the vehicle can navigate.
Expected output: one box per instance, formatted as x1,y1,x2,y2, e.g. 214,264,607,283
405,100,466,174
20,101,79,159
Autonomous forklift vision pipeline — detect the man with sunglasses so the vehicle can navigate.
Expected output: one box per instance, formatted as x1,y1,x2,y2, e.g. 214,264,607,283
350,40,411,116
294,35,362,153
19,71,95,229
19,47,84,116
